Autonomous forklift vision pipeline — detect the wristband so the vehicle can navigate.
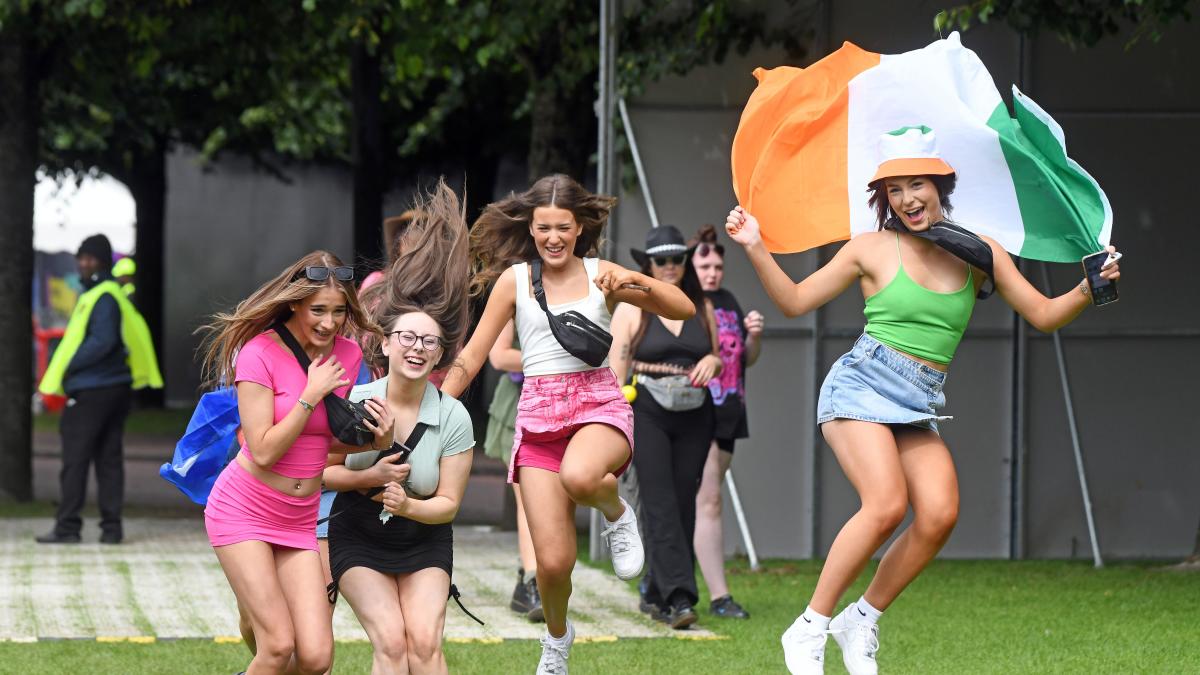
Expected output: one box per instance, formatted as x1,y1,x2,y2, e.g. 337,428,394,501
298,398,316,413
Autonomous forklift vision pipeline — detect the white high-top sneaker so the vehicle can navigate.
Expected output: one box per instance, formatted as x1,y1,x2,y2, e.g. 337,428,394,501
781,615,828,674
829,604,880,675
536,620,575,674
601,497,644,580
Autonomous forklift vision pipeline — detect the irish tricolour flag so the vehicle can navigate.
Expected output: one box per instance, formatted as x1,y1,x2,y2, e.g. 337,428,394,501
731,32,1112,262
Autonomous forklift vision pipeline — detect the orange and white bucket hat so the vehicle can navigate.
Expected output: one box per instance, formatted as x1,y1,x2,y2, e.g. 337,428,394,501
869,125,956,184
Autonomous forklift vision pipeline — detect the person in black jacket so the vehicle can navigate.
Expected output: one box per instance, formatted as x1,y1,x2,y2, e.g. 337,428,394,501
37,235,134,545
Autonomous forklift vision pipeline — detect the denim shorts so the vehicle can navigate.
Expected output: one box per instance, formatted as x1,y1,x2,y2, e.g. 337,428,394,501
315,488,336,539
817,333,950,433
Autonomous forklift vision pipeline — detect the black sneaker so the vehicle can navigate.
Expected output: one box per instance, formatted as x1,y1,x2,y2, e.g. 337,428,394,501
523,575,544,623
35,531,81,544
709,594,749,619
100,531,123,545
509,568,532,614
664,603,698,630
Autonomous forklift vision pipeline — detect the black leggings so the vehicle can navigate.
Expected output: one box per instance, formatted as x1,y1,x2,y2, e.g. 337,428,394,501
631,391,714,608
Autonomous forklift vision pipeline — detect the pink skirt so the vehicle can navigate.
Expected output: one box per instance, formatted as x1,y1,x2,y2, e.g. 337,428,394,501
510,368,635,483
204,460,320,551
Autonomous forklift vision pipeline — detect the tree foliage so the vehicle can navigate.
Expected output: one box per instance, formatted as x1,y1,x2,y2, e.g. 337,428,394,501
935,0,1195,47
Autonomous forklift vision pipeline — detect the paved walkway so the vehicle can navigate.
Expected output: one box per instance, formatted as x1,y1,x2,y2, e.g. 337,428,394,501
0,518,713,643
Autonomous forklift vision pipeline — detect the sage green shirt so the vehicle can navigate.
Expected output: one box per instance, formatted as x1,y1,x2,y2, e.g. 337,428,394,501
345,377,474,498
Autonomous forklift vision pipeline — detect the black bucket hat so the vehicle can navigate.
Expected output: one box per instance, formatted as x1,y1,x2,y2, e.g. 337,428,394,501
630,225,690,267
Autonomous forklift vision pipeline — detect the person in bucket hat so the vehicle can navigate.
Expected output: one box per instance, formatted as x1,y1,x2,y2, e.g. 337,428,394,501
725,125,1123,675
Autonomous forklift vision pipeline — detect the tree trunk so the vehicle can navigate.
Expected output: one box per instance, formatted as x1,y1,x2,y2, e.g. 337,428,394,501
0,31,39,501
125,143,167,407
527,79,594,182
351,41,385,275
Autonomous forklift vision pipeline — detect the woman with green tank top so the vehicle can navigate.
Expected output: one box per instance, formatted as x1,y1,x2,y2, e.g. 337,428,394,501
725,127,1123,675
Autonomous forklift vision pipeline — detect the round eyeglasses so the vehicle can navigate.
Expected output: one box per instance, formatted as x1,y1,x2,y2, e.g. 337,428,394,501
389,330,446,351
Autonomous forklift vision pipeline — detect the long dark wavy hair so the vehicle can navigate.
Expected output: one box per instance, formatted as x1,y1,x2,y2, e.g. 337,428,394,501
197,251,379,390
359,179,472,372
468,174,617,298
867,174,957,229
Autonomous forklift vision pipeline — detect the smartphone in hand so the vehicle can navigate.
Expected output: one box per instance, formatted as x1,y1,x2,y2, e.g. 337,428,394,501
1082,250,1120,306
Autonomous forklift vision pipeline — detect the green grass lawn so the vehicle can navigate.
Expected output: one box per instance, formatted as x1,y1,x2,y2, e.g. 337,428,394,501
34,407,193,437
0,551,1194,674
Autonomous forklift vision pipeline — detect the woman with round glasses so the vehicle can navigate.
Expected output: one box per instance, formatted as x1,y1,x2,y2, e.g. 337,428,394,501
199,251,393,675
609,224,723,629
322,181,475,675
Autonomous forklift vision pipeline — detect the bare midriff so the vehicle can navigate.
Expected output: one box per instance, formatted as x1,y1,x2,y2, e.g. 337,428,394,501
236,454,323,497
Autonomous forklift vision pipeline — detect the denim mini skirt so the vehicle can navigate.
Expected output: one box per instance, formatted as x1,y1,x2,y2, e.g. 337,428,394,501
817,333,950,433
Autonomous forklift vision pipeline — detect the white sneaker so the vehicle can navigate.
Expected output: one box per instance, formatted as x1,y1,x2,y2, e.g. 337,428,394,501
601,497,644,580
536,620,574,674
781,615,827,674
829,605,879,675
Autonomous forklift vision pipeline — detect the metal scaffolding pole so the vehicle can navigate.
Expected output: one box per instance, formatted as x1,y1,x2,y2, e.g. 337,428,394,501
1040,263,1104,568
590,0,619,562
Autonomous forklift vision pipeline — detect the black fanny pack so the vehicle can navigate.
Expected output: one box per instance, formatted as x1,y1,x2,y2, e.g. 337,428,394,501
531,259,613,367
271,321,375,447
883,217,995,299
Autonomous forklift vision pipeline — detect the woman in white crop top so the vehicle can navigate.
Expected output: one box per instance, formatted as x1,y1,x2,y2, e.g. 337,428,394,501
441,174,693,673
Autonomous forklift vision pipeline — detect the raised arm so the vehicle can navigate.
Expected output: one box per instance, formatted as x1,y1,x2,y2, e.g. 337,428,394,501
488,319,522,373
725,207,862,318
441,267,516,398
988,237,1122,333
594,260,694,320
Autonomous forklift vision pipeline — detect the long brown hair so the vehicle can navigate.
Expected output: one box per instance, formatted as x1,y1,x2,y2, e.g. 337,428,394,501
360,179,471,372
468,174,617,298
197,251,378,390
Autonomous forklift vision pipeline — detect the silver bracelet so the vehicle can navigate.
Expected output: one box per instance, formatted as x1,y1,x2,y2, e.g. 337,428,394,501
297,398,315,413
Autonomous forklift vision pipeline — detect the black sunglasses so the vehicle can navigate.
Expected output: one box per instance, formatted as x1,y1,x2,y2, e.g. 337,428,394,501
298,266,354,282
696,243,724,257
652,254,687,266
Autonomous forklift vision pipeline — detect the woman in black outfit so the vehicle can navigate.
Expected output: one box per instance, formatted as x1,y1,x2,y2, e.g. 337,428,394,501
610,225,722,629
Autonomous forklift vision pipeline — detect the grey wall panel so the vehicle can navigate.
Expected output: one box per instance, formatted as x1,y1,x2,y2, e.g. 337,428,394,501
164,151,355,404
1025,337,1200,558
1029,21,1200,111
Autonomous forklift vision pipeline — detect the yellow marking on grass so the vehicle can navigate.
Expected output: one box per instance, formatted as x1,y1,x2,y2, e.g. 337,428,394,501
445,637,503,644
96,636,157,643
213,636,243,644
673,633,729,640
576,635,619,643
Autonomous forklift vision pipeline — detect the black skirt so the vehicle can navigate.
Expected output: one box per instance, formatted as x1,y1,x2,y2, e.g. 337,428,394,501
327,489,453,587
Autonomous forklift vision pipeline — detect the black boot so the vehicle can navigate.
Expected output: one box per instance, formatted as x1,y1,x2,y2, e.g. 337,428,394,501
509,568,532,614
523,574,544,622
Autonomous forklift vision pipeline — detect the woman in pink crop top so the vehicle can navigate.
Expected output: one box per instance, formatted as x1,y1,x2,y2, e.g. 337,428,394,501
198,250,393,675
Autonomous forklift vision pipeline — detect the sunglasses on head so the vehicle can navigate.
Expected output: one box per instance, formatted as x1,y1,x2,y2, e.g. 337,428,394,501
297,265,354,283
652,254,686,266
696,243,724,257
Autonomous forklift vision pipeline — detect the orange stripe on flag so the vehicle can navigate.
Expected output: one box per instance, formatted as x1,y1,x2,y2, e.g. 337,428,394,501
731,42,880,253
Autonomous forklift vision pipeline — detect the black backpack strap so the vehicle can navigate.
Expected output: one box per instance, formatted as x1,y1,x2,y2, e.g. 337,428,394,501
530,259,551,314
270,320,312,369
449,583,485,626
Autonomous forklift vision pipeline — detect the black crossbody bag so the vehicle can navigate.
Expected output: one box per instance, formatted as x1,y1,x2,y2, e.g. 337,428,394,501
271,321,375,447
530,259,613,367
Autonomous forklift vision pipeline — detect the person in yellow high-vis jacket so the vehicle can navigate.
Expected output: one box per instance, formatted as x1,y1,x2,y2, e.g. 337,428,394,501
36,235,162,545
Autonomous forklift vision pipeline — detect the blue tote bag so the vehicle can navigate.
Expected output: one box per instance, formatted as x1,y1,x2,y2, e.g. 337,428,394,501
159,387,241,505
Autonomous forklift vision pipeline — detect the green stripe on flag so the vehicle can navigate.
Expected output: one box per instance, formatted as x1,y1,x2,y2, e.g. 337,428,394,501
986,98,1110,262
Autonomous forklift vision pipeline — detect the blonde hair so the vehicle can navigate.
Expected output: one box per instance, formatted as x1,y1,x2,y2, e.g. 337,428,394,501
197,250,379,390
